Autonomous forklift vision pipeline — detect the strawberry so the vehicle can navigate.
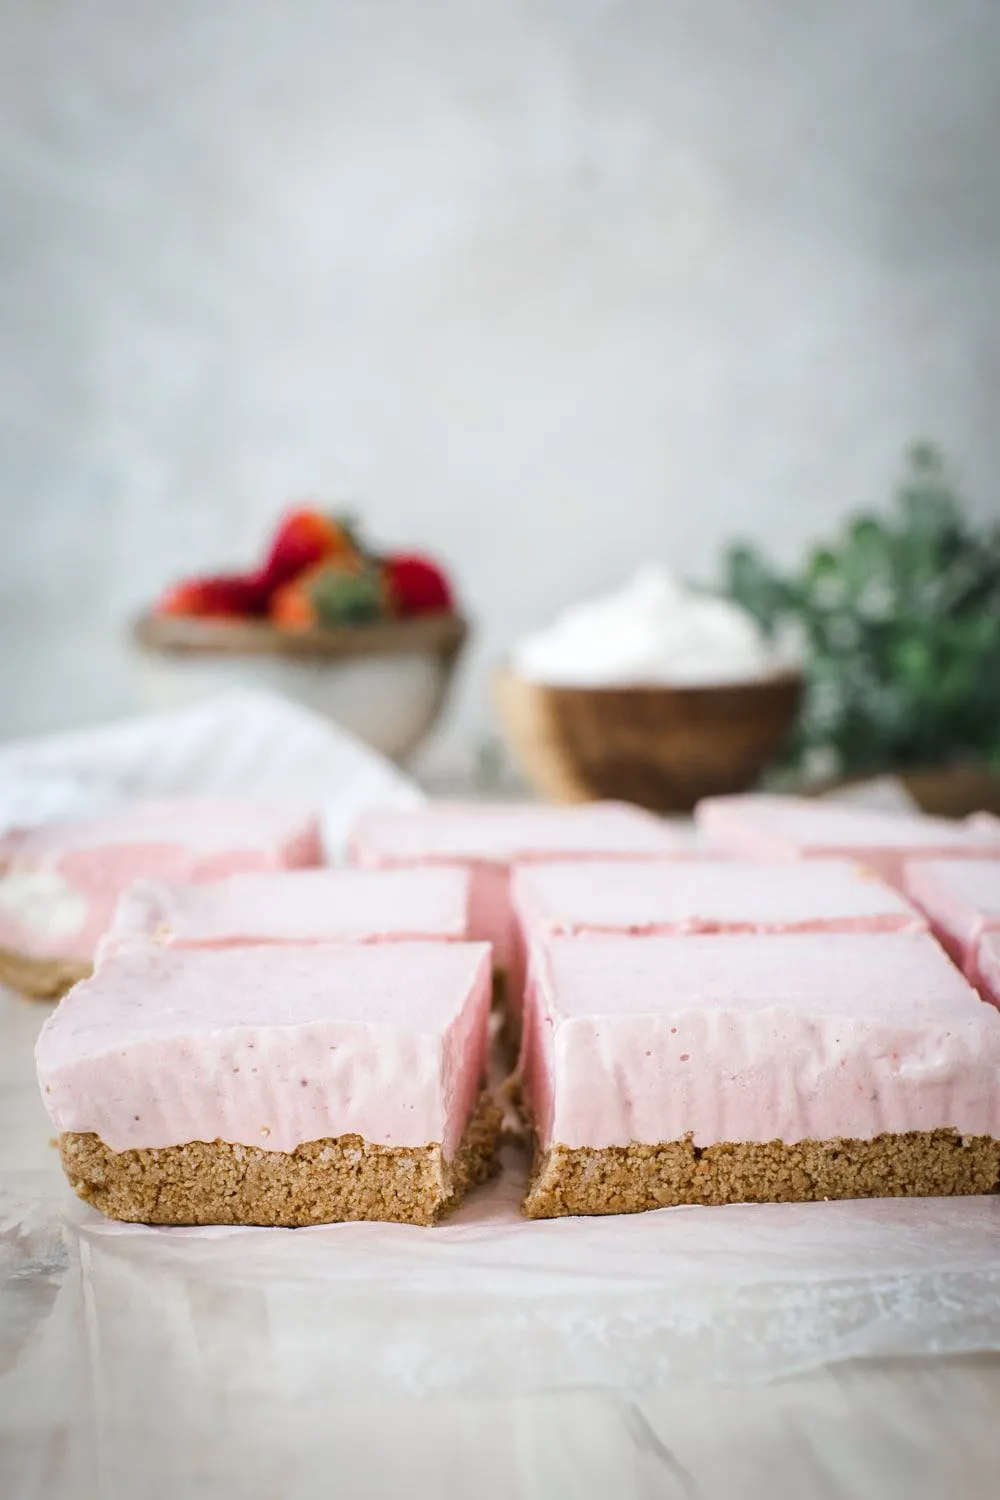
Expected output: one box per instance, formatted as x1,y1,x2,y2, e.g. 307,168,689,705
154,574,267,619
268,578,317,632
383,553,455,616
252,508,359,597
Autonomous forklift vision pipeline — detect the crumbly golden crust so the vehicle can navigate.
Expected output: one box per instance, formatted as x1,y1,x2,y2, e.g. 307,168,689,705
522,1129,1000,1218
0,945,91,1001
491,967,507,1010
60,1089,502,1227
489,966,526,1066
499,1016,521,1070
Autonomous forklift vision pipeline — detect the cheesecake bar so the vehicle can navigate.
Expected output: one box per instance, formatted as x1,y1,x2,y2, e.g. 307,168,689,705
977,931,1000,1008
902,859,1000,983
0,799,322,998
519,932,1000,1217
347,801,687,985
508,859,924,1039
36,940,497,1225
100,866,471,958
696,793,1000,889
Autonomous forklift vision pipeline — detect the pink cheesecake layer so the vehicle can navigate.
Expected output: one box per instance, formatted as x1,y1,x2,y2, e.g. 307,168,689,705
100,867,471,959
348,801,689,967
696,794,1000,890
0,800,322,964
903,860,1000,982
520,932,1000,1152
509,859,924,1022
36,940,492,1157
977,931,1000,1008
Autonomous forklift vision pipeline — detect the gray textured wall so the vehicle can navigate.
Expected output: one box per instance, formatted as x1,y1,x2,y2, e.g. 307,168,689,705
2,1,999,763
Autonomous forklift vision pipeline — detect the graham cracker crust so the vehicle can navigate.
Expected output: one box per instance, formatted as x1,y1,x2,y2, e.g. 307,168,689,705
491,968,525,1066
60,1089,502,1227
491,967,507,1010
523,1130,1000,1218
0,945,91,1001
499,1009,521,1068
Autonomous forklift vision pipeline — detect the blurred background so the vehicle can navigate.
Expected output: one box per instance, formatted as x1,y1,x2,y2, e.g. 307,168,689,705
2,0,999,790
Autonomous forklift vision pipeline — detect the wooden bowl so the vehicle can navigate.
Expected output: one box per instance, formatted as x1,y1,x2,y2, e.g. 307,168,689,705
133,612,468,763
494,668,804,812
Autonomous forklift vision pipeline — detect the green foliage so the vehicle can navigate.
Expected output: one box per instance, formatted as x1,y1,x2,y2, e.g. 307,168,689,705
723,445,1000,777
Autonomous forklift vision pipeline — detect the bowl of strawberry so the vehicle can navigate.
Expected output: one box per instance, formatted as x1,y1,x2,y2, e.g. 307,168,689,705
133,508,467,762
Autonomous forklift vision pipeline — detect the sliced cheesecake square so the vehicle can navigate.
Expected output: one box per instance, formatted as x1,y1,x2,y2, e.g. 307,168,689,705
976,931,1000,1010
100,866,471,958
36,940,497,1226
695,794,1000,890
519,932,1000,1218
0,799,322,999
902,859,1000,985
508,858,924,1043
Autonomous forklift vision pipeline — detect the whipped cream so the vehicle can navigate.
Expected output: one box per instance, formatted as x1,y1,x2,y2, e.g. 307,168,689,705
512,567,801,687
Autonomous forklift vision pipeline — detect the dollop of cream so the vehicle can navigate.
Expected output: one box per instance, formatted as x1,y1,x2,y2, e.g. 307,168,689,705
512,567,802,687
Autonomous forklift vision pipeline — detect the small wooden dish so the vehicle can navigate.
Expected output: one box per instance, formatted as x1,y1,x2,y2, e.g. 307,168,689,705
494,668,803,813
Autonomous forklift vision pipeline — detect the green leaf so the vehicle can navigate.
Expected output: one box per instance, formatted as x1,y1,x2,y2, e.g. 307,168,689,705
908,440,943,473
719,440,1000,777
723,542,789,631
